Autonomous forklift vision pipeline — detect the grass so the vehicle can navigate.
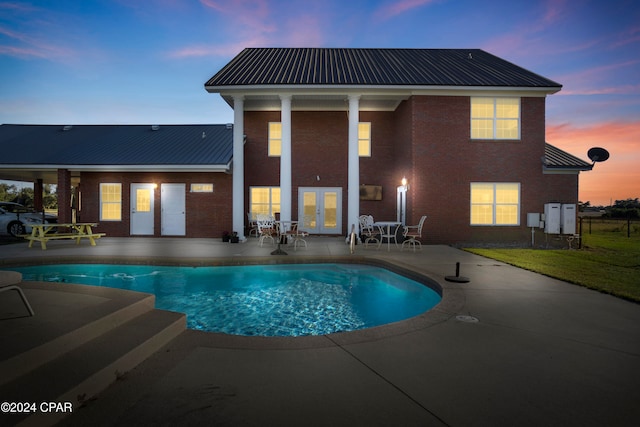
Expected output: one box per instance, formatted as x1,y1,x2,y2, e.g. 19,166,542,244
464,222,640,303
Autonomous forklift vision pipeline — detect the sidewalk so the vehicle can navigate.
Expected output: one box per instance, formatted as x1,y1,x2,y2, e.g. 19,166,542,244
2,237,639,426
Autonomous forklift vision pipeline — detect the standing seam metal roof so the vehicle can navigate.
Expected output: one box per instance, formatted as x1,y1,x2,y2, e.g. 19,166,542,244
544,143,592,170
205,48,562,88
0,124,233,166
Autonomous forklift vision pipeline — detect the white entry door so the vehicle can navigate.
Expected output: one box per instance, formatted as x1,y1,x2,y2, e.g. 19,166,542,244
298,187,342,234
161,184,186,236
130,183,155,235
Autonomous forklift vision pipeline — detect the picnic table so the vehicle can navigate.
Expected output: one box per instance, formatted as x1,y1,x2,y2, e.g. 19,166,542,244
23,223,105,250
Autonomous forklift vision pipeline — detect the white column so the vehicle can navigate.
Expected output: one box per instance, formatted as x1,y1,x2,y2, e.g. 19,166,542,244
348,94,360,236
280,94,292,223
232,95,245,240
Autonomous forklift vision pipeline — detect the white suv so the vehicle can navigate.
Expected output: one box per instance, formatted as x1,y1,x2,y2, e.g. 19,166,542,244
0,202,58,237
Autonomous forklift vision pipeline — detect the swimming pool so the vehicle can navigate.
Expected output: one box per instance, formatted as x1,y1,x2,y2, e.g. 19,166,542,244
7,263,441,336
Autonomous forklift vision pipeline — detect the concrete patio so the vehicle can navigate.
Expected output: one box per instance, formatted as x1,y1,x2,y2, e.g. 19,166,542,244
1,236,639,426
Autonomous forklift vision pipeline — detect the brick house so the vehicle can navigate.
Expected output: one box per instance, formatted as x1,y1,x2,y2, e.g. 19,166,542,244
0,48,592,244
204,48,592,244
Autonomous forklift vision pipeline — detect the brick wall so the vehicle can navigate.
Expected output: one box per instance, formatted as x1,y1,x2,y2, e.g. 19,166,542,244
243,96,580,244
79,172,232,238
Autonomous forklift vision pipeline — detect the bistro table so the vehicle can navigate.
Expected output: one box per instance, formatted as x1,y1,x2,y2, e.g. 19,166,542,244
23,223,105,250
373,221,401,251
275,220,297,244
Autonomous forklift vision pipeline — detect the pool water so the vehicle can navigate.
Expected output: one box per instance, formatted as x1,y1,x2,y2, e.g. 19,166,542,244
9,263,441,336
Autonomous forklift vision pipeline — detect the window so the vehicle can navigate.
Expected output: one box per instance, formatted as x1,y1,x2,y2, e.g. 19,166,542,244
249,187,281,219
358,122,371,157
471,98,520,140
100,183,122,221
470,183,520,225
268,122,281,156
190,183,214,193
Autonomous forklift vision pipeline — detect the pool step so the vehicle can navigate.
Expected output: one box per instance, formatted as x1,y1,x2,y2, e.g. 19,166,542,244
0,283,157,387
0,308,186,427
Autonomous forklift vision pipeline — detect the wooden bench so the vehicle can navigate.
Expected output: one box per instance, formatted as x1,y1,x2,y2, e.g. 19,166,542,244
23,223,106,250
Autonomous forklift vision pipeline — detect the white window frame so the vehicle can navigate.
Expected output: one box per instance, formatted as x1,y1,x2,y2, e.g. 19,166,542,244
249,186,281,219
358,122,371,157
268,122,281,157
190,183,214,193
100,183,122,221
471,97,521,140
470,182,520,226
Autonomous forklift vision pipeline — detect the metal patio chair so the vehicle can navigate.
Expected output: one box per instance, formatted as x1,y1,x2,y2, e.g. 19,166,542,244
402,215,427,252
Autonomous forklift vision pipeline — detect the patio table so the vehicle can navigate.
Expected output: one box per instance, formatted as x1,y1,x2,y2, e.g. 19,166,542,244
373,221,401,251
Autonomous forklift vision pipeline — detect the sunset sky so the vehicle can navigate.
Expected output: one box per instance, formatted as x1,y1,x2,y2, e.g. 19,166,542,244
1,0,638,206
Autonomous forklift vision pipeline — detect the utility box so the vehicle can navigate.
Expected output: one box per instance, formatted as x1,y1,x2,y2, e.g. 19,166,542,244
561,204,576,235
527,213,540,228
544,203,561,234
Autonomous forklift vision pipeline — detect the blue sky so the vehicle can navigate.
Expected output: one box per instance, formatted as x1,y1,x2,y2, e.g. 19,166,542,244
1,0,638,206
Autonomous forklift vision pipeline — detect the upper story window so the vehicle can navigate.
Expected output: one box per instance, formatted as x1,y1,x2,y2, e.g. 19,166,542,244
471,98,520,140
358,122,371,157
100,183,121,221
268,122,281,156
470,182,520,225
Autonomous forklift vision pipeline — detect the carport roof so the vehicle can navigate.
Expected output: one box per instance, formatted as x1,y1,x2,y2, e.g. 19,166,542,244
0,124,233,166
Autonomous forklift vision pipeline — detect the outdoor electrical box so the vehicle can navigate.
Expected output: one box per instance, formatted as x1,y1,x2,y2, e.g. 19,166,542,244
527,213,540,228
561,204,577,235
544,203,561,234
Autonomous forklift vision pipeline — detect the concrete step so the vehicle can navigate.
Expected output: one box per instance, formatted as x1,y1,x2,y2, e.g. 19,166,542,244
0,308,186,427
0,283,156,387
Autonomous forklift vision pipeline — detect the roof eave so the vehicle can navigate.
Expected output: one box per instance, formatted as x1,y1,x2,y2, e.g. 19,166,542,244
206,84,561,95
542,165,593,174
0,164,231,173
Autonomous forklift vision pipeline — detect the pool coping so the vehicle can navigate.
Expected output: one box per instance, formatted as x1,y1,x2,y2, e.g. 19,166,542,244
2,255,464,348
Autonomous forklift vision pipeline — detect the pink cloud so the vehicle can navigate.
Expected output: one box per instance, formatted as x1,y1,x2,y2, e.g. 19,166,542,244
611,26,640,48
199,0,273,30
0,25,76,60
541,0,564,24
372,0,439,22
0,2,38,12
554,59,640,95
547,121,640,205
170,0,326,58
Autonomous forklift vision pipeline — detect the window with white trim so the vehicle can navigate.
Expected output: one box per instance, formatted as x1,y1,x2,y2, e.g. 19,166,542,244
100,183,122,221
249,187,281,219
471,97,520,140
470,183,520,225
358,122,371,157
268,122,281,156
190,183,213,193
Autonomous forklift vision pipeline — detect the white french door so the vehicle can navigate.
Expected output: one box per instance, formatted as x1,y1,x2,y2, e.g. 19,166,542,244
130,183,155,235
298,187,342,234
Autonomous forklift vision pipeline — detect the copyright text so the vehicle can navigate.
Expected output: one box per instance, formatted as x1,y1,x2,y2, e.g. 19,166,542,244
1,401,73,414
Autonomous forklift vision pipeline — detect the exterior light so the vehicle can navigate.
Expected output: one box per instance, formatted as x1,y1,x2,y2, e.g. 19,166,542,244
401,177,407,187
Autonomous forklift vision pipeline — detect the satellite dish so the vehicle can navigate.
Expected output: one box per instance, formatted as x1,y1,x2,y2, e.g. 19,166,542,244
587,147,609,163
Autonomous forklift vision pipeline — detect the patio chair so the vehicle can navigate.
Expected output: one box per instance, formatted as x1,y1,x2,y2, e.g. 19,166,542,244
359,214,380,248
256,214,277,247
1,271,34,316
247,212,259,237
402,215,427,252
284,221,309,250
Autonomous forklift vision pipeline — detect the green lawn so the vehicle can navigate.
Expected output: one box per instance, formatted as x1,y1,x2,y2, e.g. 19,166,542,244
464,224,640,303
